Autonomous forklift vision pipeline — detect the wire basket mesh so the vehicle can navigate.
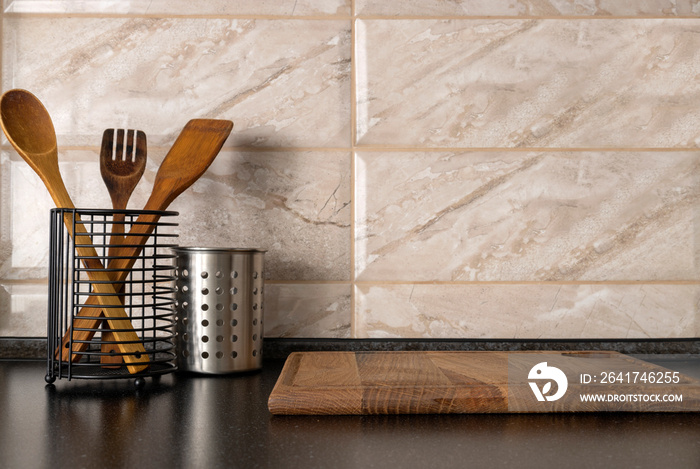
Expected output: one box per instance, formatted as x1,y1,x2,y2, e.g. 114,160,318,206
46,208,178,384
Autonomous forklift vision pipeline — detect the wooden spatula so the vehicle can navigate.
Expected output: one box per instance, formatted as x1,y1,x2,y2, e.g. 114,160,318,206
0,89,150,374
58,118,234,362
99,128,147,367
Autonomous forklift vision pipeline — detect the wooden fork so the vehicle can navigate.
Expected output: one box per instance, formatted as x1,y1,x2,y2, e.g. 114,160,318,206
99,129,147,367
57,119,232,364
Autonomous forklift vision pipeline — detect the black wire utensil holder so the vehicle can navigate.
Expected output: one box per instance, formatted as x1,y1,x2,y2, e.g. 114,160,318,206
46,208,178,388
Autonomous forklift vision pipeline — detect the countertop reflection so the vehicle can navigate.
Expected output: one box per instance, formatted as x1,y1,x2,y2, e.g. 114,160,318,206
1,359,699,468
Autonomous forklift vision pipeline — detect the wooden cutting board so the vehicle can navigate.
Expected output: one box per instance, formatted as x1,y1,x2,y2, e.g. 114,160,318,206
267,351,700,415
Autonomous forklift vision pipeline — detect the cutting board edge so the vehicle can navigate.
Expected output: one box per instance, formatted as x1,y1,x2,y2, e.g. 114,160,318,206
266,351,700,415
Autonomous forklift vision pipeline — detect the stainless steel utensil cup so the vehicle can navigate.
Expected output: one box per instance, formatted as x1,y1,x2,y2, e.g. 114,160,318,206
173,247,265,374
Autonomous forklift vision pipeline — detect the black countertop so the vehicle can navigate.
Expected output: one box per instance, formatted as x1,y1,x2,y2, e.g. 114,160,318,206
1,359,700,469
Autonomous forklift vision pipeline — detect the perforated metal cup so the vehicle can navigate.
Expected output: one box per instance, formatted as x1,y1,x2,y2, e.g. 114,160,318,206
173,247,265,374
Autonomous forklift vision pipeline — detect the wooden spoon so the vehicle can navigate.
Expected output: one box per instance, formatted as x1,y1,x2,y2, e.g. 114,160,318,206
0,89,149,373
58,118,234,362
100,128,147,367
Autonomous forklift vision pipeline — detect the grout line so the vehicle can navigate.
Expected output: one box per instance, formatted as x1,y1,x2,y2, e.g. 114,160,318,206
352,280,700,286
2,12,355,20
3,11,700,20
0,278,49,285
265,280,353,285
0,144,355,153
223,146,352,153
352,146,700,153
0,2,7,250
3,278,697,286
267,279,700,284
355,15,700,20
0,6,3,76
350,0,357,337
4,144,697,153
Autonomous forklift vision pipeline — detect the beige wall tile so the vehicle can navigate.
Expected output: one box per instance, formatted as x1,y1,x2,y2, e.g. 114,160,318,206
0,283,47,336
0,149,111,280
356,19,700,148
4,0,352,15
3,17,351,147
356,0,700,17
172,150,352,281
355,284,700,338
356,151,700,282
264,283,351,338
1,148,351,283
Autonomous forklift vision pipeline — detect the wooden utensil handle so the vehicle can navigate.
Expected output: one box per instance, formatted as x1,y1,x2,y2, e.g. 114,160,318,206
101,224,126,368
57,211,150,373
57,213,162,363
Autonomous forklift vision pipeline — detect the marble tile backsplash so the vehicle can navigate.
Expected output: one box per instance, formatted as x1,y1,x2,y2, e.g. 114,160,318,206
355,151,700,282
1,1,698,339
356,19,700,148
